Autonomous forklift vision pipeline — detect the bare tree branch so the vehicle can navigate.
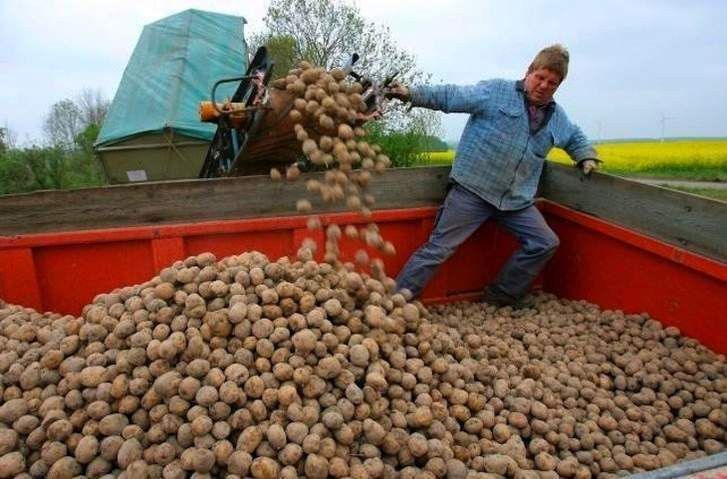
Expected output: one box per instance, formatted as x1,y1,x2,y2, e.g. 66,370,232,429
76,88,109,127
255,0,440,134
43,100,83,150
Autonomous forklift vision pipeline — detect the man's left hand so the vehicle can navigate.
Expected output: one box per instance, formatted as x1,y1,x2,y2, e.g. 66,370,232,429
579,159,600,176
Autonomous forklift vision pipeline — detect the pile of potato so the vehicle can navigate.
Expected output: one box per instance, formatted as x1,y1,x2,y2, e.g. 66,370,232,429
0,249,724,479
270,61,390,176
427,298,725,477
269,62,396,270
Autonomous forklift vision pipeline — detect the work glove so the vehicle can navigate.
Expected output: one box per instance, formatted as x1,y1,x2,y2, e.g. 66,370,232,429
578,159,601,176
384,82,411,102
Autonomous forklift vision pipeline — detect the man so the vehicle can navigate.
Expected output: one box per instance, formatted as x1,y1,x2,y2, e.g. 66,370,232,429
387,44,600,306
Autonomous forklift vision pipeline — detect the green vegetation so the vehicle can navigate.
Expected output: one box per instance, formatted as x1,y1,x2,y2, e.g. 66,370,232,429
364,120,449,168
0,90,109,196
548,139,727,181
0,125,106,195
420,150,455,166
420,139,727,181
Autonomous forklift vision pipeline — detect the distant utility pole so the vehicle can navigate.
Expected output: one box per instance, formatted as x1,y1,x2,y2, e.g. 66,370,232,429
659,113,673,142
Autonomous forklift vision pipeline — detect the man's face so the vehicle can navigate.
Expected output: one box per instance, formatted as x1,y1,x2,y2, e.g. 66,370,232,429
524,68,562,105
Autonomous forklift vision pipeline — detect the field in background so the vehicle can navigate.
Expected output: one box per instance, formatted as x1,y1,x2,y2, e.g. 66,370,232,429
420,139,727,181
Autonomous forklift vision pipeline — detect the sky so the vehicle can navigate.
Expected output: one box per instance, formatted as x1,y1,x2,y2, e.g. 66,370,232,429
1,0,726,145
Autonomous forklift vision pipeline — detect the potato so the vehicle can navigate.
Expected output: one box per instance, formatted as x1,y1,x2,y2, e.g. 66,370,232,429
279,443,303,465
0,452,24,479
296,199,313,213
117,438,143,468
223,451,251,476
556,456,579,477
86,457,112,477
267,423,287,450
238,426,263,454
509,411,528,429
289,109,302,122
493,423,512,443
534,452,556,471
180,447,215,473
483,454,518,475
338,124,354,141
74,435,99,464
292,329,317,353
0,399,27,423
0,430,18,456
304,453,329,479
251,456,280,479
47,456,82,479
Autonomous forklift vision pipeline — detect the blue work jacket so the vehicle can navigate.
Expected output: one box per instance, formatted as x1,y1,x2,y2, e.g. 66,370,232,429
411,79,598,210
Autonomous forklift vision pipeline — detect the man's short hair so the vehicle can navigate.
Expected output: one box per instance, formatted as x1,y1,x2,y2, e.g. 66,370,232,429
528,44,569,81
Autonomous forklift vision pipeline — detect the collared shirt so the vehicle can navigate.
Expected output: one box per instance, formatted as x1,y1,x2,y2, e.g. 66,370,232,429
411,79,598,210
516,80,555,134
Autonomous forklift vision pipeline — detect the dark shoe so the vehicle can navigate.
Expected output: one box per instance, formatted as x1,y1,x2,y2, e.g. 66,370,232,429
482,286,533,309
482,286,516,307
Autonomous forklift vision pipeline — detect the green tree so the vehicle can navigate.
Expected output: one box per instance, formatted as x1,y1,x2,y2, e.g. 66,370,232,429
43,90,108,189
249,33,298,80
0,145,69,193
69,123,106,187
75,123,101,157
422,135,449,152
0,89,110,195
364,110,446,167
0,149,32,195
0,128,7,154
43,90,109,151
24,146,70,190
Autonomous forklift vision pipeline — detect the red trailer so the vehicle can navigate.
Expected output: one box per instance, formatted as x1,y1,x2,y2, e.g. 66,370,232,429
1,164,724,352
0,163,726,476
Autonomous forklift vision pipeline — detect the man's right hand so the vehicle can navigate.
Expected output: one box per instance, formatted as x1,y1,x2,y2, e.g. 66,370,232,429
384,82,411,102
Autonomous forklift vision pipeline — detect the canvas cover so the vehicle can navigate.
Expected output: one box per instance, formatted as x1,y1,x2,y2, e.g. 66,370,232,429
96,9,247,147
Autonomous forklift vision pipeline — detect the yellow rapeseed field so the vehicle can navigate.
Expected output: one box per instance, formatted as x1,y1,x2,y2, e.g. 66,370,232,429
421,139,727,180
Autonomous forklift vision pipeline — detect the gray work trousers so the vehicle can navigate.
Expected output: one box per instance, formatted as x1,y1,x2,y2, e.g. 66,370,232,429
395,183,560,299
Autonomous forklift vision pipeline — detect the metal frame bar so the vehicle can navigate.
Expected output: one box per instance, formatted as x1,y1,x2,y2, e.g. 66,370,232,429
627,452,727,479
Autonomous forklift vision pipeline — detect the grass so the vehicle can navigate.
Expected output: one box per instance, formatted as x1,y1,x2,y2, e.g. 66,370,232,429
419,139,727,181
422,150,457,166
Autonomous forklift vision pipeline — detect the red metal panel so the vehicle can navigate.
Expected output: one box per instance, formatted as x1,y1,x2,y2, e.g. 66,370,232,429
33,241,156,315
541,201,727,354
418,216,448,300
292,226,324,262
151,237,185,271
376,219,426,277
184,230,293,262
0,204,724,354
443,224,519,296
0,248,42,311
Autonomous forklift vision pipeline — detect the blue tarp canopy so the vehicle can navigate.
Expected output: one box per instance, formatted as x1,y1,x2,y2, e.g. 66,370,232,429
96,9,247,147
